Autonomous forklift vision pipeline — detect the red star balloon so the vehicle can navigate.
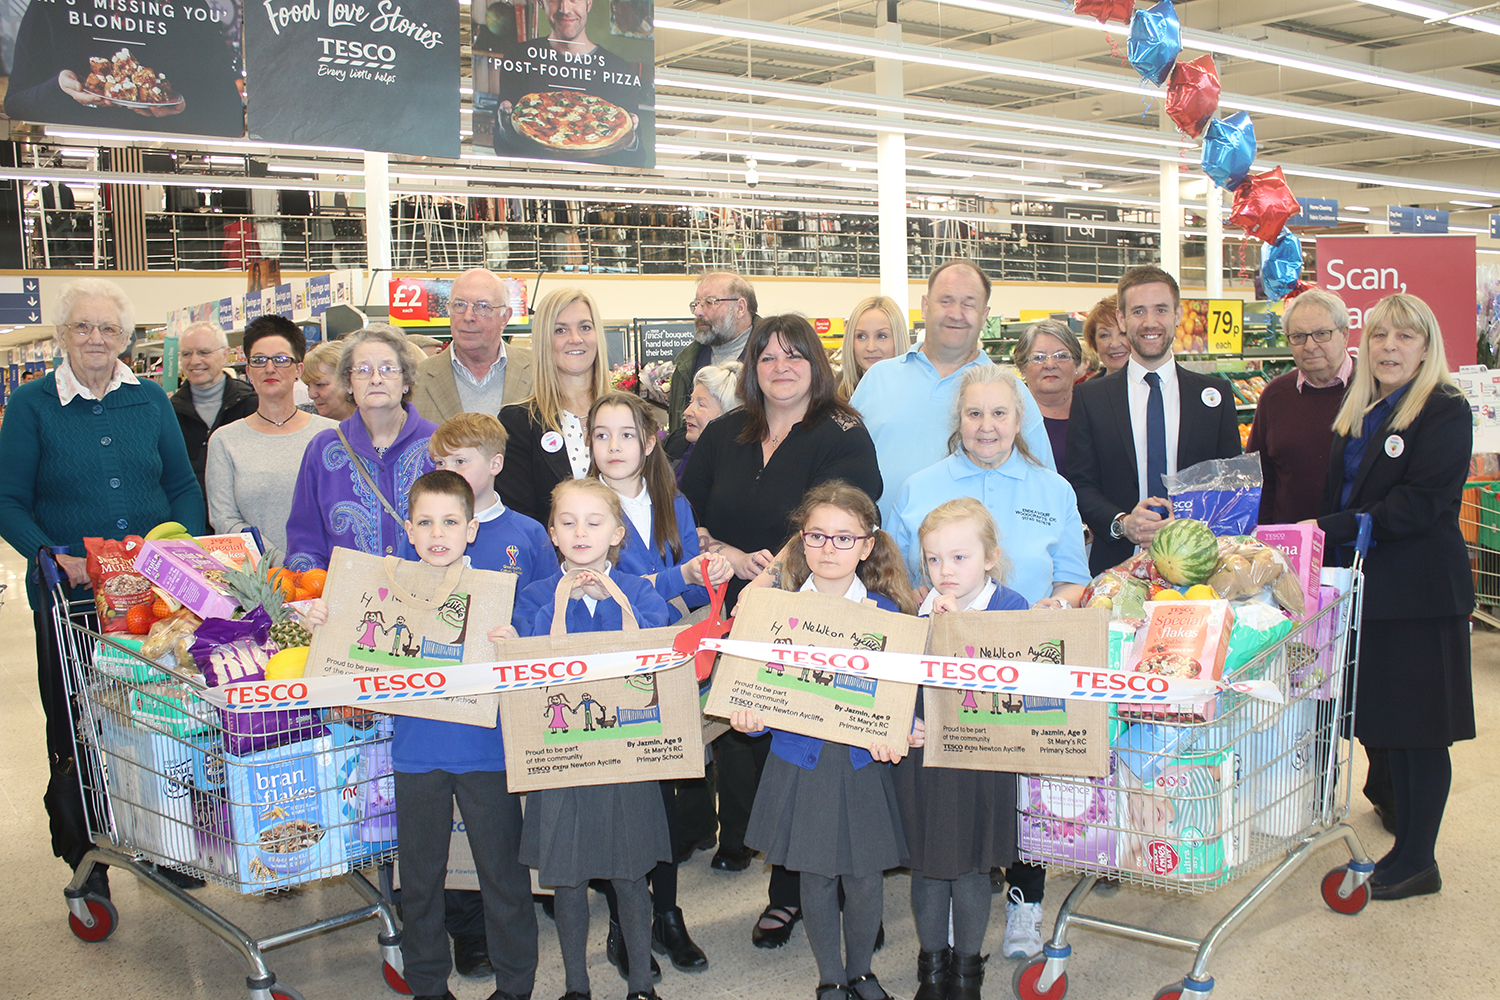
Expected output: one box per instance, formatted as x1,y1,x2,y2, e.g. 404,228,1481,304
1228,167,1301,243
1074,0,1135,24
1286,280,1319,301
1166,55,1220,138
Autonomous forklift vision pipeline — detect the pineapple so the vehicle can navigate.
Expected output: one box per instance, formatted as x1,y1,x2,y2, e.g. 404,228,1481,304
221,546,313,651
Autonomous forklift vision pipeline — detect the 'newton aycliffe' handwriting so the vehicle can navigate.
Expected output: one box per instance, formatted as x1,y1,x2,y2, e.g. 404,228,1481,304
262,0,444,48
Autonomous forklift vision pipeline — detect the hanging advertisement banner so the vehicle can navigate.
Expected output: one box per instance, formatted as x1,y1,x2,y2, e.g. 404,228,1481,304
1315,235,1476,367
0,0,245,136
472,0,655,167
245,0,460,157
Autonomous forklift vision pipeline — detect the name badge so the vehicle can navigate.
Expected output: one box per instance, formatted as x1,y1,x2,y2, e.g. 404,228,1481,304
1384,434,1404,458
1201,386,1222,408
541,430,564,453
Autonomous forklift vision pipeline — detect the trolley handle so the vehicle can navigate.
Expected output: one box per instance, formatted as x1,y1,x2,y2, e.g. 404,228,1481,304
1353,512,1373,559
36,544,72,597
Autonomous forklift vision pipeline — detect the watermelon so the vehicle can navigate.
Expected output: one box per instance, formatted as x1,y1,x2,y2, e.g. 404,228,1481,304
1150,518,1219,586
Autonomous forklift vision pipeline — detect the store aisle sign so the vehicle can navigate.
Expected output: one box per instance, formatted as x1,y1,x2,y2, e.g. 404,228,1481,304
472,0,656,168
1491,214,1499,240
1315,235,1476,367
1387,206,1449,234
1288,198,1338,228
246,0,460,157
0,0,244,137
169,271,361,336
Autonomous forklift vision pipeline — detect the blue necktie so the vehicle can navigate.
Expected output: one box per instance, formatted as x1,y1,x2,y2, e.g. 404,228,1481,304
1145,370,1167,505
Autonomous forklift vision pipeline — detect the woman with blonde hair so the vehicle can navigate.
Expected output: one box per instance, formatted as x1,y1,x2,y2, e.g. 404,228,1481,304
301,341,357,421
838,296,911,401
500,288,612,524
1317,292,1474,902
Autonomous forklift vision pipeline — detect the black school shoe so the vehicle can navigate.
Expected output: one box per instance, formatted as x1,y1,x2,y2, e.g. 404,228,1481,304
711,844,755,871
652,906,708,971
1370,864,1441,901
675,836,716,864
484,992,532,1000
454,935,494,978
751,904,802,948
607,919,662,983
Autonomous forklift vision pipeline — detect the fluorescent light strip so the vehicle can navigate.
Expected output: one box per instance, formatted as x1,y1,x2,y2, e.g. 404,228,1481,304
43,127,363,155
942,0,1500,109
656,71,1195,149
1273,163,1500,200
1355,0,1500,36
1226,95,1500,151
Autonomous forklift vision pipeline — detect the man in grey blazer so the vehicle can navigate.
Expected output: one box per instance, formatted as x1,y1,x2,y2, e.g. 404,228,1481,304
411,268,534,423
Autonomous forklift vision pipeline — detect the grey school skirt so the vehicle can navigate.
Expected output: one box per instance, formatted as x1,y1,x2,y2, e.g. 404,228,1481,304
891,746,1020,880
518,780,672,888
745,746,907,879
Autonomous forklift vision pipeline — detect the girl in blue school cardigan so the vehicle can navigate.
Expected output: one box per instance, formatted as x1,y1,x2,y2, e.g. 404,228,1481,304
513,477,673,1000
729,480,917,1000
586,390,732,976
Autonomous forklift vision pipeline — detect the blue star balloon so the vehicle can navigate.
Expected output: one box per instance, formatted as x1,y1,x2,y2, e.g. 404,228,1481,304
1201,111,1257,191
1128,1,1181,86
1261,230,1303,302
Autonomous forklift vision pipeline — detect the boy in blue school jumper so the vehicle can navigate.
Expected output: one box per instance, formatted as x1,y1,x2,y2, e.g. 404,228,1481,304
390,451,549,1000
394,413,554,987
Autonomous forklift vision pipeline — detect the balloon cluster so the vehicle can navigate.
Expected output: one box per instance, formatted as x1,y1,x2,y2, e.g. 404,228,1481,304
1081,0,1310,300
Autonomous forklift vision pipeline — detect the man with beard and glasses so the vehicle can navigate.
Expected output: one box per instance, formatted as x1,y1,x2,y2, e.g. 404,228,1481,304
1066,265,1241,575
664,271,757,459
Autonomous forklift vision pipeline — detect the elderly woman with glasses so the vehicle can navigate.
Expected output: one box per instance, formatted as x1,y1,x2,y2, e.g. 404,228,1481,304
1012,319,1085,477
285,325,437,571
206,316,337,553
0,277,203,897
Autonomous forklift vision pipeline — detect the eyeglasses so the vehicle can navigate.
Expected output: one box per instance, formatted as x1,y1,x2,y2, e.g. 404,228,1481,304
349,363,403,380
449,299,498,317
180,347,225,360
801,531,871,550
248,354,297,369
1287,329,1337,346
689,296,742,311
66,322,124,339
1026,350,1075,366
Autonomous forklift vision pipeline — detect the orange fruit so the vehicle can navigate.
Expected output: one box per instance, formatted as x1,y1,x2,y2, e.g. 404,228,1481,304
270,568,298,600
126,604,155,635
151,597,173,619
297,568,327,598
294,585,319,602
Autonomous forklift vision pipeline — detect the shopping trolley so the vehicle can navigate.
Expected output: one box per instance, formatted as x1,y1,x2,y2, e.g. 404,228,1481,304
40,549,411,1000
1013,515,1375,1000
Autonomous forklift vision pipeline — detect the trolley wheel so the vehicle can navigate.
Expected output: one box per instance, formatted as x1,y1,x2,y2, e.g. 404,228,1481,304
382,960,412,995
1321,867,1369,915
270,987,305,1000
1014,954,1068,1000
1152,986,1183,1000
68,894,118,943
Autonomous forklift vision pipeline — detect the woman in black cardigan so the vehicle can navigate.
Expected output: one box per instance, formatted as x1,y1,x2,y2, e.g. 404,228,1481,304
499,288,612,524
1317,292,1474,902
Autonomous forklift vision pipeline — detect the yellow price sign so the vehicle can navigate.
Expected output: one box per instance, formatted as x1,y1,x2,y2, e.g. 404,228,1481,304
1207,299,1243,355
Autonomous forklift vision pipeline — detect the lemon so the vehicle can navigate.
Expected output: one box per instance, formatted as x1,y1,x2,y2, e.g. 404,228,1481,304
264,646,310,680
1155,589,1186,601
1184,584,1219,601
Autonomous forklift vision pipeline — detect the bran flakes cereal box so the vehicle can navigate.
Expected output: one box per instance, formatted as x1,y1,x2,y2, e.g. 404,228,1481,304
1119,600,1234,724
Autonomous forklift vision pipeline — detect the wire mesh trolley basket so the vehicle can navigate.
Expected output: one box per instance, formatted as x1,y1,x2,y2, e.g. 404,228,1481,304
42,549,411,1000
1012,516,1376,1000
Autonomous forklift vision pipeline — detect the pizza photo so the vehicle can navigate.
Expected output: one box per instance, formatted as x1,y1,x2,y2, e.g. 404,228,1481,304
510,90,635,153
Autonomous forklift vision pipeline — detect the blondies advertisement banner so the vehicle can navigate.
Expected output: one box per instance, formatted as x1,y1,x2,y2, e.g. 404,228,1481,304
1,0,245,136
472,0,654,167
923,608,1111,778
245,0,459,156
498,575,703,792
702,588,928,754
302,547,517,727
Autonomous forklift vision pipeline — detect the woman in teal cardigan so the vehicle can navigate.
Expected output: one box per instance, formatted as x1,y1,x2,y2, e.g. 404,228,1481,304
0,278,203,895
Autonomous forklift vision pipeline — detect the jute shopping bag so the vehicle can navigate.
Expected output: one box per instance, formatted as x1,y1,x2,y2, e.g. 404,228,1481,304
498,573,704,792
923,608,1111,778
702,587,927,753
304,546,516,727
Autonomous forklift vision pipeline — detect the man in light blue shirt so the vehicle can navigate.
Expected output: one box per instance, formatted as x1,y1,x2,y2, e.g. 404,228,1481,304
851,259,1054,527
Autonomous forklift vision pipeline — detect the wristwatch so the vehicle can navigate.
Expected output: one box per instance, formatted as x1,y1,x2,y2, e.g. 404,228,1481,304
1109,512,1128,540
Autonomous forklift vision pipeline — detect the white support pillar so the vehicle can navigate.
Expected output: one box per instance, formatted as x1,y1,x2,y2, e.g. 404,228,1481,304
1205,183,1224,297
364,150,392,274
875,1,908,313
1159,159,1180,281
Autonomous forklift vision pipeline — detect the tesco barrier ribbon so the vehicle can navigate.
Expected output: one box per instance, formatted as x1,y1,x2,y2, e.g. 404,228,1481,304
201,637,1283,714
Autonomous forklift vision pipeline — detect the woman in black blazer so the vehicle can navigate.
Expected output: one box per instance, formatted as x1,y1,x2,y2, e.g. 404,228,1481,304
1317,293,1474,902
498,288,611,524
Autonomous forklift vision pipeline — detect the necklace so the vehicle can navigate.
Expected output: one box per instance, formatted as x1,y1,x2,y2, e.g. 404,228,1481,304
257,409,297,427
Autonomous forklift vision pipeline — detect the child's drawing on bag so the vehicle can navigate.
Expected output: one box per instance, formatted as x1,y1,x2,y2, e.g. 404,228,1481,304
539,675,663,746
346,589,474,667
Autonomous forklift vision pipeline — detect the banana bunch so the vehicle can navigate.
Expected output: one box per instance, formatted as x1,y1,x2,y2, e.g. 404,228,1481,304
145,521,203,547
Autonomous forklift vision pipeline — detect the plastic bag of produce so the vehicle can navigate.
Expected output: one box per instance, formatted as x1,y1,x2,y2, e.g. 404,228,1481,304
1164,453,1263,536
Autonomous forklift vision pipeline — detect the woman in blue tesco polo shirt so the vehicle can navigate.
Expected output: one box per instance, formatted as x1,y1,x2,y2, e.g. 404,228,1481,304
889,365,1090,609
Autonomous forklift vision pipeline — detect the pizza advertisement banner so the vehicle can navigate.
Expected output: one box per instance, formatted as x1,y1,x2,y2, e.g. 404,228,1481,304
0,0,245,136
245,0,460,157
472,0,655,167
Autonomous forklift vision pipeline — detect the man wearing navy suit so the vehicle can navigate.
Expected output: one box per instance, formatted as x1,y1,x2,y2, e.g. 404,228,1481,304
1066,265,1242,575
